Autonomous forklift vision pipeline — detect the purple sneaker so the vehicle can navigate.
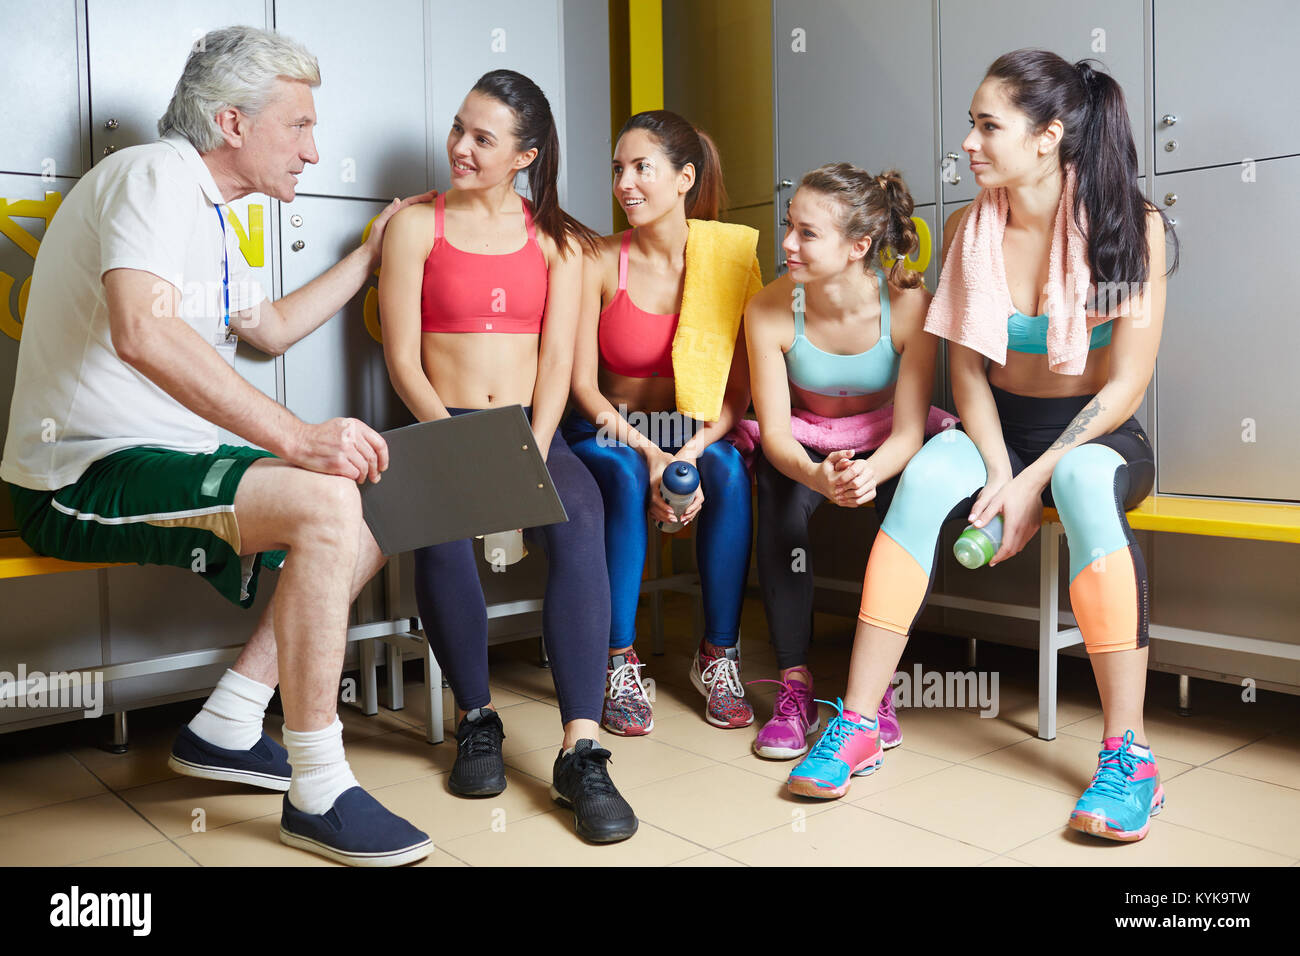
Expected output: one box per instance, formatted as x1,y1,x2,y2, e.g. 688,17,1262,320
877,684,902,750
751,674,820,759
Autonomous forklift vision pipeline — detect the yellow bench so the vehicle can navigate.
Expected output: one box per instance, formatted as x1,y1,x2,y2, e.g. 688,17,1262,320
0,536,123,578
1037,496,1300,739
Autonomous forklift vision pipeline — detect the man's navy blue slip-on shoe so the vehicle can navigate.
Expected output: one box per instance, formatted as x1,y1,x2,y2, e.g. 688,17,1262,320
167,726,292,792
279,787,432,867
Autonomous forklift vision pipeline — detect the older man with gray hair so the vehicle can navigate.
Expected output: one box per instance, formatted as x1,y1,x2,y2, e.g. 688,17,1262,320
1,26,434,865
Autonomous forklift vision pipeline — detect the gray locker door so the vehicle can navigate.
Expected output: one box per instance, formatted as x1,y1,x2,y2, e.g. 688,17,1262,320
1153,0,1300,173
274,0,430,201
0,172,80,532
773,0,936,272
938,0,1145,207
1154,157,1300,502
87,0,267,159
280,195,408,432
427,0,563,194
217,194,280,448
560,0,613,234
1,0,86,179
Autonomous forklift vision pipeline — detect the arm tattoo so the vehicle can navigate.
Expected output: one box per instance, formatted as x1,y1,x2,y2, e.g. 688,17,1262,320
1050,397,1103,451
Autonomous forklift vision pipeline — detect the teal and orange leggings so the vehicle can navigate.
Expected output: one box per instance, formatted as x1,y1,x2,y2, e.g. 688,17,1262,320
859,384,1154,653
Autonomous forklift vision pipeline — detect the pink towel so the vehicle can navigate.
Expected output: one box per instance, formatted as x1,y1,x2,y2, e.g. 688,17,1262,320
923,163,1112,376
727,405,955,471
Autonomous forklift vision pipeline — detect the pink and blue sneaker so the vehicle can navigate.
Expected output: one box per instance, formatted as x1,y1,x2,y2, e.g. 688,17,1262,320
1069,729,1165,842
787,698,884,799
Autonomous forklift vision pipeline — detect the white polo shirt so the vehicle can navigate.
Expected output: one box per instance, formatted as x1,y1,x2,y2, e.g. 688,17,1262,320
1,132,267,490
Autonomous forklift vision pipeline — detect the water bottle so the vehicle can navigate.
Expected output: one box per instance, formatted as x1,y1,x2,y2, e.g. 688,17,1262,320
481,529,526,567
656,462,700,534
953,515,1003,569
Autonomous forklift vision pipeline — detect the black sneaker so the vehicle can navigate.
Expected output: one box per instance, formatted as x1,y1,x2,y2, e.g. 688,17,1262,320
448,708,506,797
550,739,638,843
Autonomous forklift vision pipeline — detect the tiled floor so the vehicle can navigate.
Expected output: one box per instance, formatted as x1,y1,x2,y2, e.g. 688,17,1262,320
3,594,1298,867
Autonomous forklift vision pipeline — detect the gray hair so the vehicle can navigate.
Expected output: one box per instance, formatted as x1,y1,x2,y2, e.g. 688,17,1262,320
157,25,320,153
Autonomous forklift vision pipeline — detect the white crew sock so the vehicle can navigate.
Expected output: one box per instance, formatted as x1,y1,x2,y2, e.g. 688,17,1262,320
187,668,274,751
282,717,360,815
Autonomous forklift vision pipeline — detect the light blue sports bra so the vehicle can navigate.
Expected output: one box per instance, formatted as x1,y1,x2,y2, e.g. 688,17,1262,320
785,267,900,397
1007,311,1113,353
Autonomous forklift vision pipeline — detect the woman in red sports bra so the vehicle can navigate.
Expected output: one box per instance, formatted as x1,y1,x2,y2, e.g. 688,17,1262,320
377,70,637,844
564,111,756,737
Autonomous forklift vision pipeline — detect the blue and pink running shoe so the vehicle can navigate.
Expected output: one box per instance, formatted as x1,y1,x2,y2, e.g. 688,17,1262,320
787,698,883,799
1069,729,1165,842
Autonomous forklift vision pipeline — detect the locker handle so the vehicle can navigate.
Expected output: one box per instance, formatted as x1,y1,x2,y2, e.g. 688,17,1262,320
103,118,118,130
291,240,305,252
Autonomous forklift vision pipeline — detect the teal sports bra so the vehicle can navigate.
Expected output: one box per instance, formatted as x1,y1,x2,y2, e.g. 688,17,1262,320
1007,311,1113,353
785,267,900,397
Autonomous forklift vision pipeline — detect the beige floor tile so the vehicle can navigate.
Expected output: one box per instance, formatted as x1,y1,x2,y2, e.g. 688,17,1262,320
1159,767,1300,857
967,734,1195,797
506,735,712,791
343,725,453,790
388,682,532,734
1058,712,1271,766
67,723,186,792
1008,819,1294,867
854,764,1067,854
174,812,339,866
439,811,702,866
629,763,835,849
364,768,555,844
883,706,1034,763
486,700,568,758
980,855,1031,866
1206,731,1300,791
80,841,197,867
671,851,748,866
651,712,763,762
721,804,994,866
115,776,283,839
0,793,163,865
413,848,470,866
482,656,566,702
0,751,107,816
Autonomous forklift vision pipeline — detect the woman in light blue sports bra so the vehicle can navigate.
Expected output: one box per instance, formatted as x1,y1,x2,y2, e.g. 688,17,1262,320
743,163,941,760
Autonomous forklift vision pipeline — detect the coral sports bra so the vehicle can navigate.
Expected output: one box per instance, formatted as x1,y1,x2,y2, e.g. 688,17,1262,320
598,230,680,379
420,193,549,333
784,266,900,397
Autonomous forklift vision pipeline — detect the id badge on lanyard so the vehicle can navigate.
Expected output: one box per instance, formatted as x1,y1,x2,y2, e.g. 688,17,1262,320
213,203,238,368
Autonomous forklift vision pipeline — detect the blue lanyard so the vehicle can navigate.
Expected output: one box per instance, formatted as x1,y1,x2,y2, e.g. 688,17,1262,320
213,203,231,332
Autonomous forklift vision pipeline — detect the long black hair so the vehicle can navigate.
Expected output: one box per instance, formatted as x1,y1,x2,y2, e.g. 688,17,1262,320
470,69,600,257
986,50,1178,304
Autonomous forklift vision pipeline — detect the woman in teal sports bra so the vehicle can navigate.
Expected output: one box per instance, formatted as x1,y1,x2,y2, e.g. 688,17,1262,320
743,163,940,760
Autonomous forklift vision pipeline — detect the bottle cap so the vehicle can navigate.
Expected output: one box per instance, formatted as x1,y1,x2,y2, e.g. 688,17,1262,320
954,528,996,569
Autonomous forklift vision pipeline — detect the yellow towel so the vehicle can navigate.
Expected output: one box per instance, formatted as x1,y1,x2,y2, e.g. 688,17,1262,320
672,219,763,421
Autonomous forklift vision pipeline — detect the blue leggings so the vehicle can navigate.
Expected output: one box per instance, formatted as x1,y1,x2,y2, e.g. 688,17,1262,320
562,411,752,649
413,408,610,724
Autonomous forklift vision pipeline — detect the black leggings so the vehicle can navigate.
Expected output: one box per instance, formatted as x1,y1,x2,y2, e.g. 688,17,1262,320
413,408,610,724
756,444,901,670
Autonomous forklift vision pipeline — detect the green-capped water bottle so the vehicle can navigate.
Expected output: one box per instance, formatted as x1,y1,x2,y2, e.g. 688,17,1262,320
954,515,1003,569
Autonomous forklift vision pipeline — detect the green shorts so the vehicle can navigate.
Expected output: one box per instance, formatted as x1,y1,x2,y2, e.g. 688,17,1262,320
7,444,287,608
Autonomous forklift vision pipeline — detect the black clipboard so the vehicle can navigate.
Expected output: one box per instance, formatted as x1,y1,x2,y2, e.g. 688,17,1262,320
359,405,567,556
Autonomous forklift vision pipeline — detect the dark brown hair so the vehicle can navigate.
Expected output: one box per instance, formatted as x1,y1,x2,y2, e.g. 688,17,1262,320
617,110,727,221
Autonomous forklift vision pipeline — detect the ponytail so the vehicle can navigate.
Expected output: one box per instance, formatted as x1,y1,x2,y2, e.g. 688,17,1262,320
618,110,728,221
471,69,600,257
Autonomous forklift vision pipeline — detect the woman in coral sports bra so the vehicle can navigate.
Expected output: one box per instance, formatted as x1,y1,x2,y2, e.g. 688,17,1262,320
377,70,637,844
565,110,758,736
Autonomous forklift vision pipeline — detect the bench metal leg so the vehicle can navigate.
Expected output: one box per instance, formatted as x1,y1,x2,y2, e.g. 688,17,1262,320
424,639,444,744
358,639,379,717
102,711,129,754
1177,674,1191,716
1038,523,1061,740
966,637,978,668
382,639,404,711
537,635,550,669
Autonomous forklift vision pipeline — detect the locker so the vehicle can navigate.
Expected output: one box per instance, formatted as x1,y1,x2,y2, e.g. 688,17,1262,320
560,0,613,234
0,172,80,532
87,0,268,160
1154,0,1300,174
426,0,564,195
0,0,86,179
274,0,430,201
773,0,936,259
279,195,409,433
937,0,1145,207
1154,156,1300,501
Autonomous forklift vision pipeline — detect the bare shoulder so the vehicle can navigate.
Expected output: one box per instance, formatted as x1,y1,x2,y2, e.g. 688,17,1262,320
385,201,436,248
886,275,933,342
748,272,797,317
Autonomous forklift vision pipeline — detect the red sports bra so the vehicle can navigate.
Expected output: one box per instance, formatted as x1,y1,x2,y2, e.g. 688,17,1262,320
420,193,549,333
598,230,680,379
